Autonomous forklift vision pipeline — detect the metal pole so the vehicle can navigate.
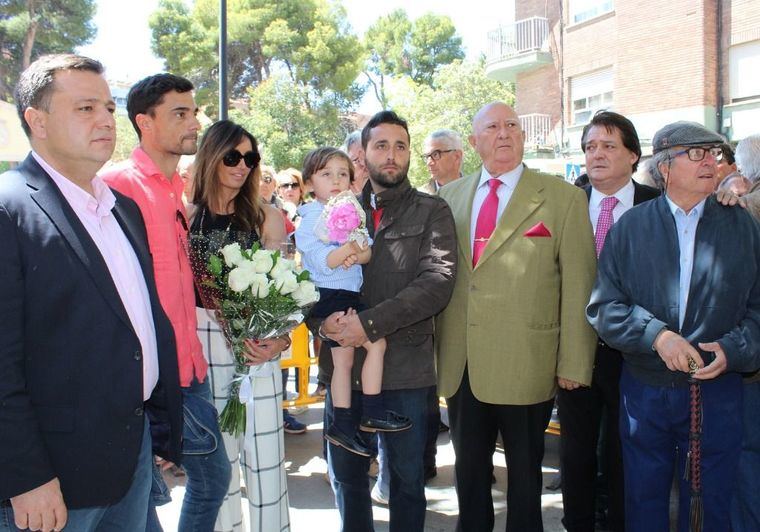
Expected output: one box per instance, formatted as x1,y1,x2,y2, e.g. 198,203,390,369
219,0,228,120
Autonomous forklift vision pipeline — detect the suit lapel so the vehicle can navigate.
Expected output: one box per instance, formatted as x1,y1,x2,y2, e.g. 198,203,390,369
453,174,479,269
25,157,135,332
475,167,544,269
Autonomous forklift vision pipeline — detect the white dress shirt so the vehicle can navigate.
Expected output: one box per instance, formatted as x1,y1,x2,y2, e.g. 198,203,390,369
665,194,706,330
588,179,636,232
469,164,524,253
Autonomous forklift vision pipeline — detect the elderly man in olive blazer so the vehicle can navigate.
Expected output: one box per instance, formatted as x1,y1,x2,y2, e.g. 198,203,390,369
436,101,597,532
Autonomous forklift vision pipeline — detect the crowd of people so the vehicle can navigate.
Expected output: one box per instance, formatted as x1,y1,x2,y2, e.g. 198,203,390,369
2,52,760,532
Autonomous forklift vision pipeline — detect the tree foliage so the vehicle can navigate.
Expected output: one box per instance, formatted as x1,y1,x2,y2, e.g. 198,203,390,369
232,74,350,171
0,0,96,101
149,0,364,114
387,60,515,186
364,9,464,108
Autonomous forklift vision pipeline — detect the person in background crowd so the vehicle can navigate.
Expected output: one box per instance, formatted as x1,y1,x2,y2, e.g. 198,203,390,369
101,72,229,532
436,101,597,532
718,132,760,532
0,53,182,532
273,167,309,433
189,119,291,532
276,167,308,223
558,110,659,532
344,130,370,195
588,121,760,532
715,142,737,189
420,129,464,194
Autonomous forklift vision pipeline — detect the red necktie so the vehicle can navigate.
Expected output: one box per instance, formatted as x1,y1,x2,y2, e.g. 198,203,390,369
372,207,383,234
473,179,502,267
594,196,618,257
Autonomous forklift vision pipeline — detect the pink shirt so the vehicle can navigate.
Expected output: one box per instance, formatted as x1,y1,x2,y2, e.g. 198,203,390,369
101,148,207,387
33,152,159,401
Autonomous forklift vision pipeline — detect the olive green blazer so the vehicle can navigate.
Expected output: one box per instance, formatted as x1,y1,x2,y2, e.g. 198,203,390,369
435,166,597,405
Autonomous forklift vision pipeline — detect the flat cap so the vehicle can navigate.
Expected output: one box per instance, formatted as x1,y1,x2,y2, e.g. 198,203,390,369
652,121,725,153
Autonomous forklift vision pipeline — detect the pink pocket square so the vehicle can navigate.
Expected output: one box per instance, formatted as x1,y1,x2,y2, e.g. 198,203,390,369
524,222,552,237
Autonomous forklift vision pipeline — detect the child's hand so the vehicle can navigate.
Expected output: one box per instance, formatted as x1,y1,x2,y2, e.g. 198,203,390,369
349,241,366,253
341,254,359,269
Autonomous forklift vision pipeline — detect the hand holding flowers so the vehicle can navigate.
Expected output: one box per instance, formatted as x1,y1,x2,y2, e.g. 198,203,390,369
195,241,319,436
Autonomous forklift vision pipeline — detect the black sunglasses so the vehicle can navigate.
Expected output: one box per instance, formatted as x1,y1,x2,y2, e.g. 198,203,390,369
222,149,261,169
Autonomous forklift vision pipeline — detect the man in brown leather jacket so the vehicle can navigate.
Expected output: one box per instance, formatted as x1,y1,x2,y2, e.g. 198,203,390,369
316,110,457,531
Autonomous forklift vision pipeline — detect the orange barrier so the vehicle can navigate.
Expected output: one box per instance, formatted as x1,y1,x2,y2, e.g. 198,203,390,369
281,323,324,408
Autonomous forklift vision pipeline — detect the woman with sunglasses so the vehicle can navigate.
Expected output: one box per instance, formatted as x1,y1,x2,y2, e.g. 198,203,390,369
275,168,308,225
189,120,291,532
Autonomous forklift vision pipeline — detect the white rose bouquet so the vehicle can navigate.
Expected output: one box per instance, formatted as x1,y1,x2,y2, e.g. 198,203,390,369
192,239,319,436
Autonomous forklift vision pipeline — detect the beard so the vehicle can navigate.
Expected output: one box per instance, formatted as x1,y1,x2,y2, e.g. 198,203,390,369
366,158,410,189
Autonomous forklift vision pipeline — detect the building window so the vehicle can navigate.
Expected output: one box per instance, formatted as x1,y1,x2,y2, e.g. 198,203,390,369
569,0,614,25
571,68,613,125
729,40,760,101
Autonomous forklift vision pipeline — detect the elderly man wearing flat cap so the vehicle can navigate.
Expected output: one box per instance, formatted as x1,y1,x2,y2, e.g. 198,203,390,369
586,121,760,531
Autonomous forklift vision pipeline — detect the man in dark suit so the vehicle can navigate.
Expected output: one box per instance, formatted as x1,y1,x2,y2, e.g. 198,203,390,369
557,110,659,532
0,54,182,532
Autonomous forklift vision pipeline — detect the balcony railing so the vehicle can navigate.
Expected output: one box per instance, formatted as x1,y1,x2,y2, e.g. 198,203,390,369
486,17,550,64
520,113,553,147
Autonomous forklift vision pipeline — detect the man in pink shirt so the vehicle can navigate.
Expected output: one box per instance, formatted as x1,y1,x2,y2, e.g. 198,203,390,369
101,74,228,531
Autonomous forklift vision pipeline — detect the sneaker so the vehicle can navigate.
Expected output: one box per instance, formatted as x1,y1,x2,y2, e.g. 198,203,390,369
283,414,307,434
325,425,372,457
288,405,308,415
371,482,389,506
360,410,412,433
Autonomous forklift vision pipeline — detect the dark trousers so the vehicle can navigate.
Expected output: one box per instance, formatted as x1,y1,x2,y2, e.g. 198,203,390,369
424,385,441,473
325,385,430,532
620,367,743,532
448,367,553,532
557,343,624,532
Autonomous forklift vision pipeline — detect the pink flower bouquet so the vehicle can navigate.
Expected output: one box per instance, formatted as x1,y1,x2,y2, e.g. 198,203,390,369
316,191,369,247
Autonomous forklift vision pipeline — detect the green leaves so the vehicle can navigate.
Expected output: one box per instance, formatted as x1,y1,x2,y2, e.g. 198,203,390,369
208,254,223,277
0,0,97,102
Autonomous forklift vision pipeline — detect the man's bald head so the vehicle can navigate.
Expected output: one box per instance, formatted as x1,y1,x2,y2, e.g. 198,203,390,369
469,101,525,176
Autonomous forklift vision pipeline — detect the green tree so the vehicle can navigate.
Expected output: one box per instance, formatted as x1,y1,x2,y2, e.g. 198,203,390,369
111,113,139,164
363,9,464,108
232,73,349,171
0,0,96,101
149,0,364,114
387,59,515,186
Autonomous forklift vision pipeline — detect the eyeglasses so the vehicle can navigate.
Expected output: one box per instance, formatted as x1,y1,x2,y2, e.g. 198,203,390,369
422,149,455,162
260,175,273,184
278,182,300,190
222,149,261,169
671,146,724,162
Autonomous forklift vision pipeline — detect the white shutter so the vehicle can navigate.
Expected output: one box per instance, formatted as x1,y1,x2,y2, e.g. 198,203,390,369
571,68,614,100
730,40,760,101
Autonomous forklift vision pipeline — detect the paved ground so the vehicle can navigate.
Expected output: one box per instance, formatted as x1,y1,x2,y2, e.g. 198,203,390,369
156,387,568,531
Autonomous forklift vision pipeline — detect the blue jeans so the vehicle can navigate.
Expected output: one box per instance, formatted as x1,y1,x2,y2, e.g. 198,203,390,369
325,385,430,532
147,377,231,532
1,417,152,531
731,380,760,531
619,368,742,532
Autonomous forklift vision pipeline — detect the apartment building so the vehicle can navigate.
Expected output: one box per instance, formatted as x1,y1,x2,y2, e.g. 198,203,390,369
485,0,760,175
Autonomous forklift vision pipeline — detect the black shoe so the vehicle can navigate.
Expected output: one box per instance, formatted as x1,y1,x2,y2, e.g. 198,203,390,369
360,410,412,433
438,421,449,433
325,425,372,457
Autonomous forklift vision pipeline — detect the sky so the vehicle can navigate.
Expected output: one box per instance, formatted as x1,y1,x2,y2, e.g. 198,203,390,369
78,0,515,84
